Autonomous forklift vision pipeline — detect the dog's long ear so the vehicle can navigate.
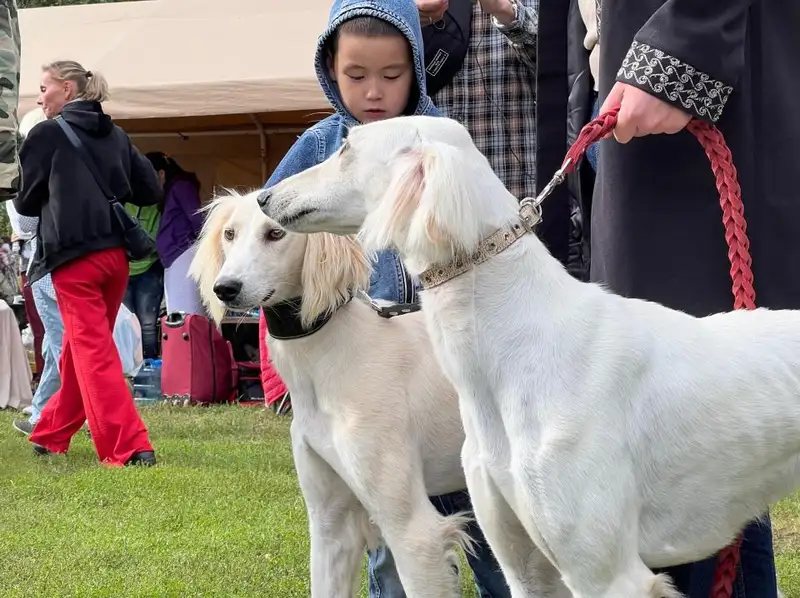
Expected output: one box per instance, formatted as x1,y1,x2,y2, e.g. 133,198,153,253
359,147,426,254
362,141,482,256
189,196,235,325
300,233,371,327
409,141,484,253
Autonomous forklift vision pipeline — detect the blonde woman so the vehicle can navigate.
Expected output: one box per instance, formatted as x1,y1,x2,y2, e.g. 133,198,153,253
13,61,162,467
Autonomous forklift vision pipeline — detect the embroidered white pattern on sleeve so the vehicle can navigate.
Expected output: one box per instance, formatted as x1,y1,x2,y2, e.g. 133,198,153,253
616,40,733,122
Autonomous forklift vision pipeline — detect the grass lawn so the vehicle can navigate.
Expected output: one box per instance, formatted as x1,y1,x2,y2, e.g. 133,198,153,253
0,405,797,597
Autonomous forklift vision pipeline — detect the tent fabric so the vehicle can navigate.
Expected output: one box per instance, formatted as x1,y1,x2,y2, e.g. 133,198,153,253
19,0,332,121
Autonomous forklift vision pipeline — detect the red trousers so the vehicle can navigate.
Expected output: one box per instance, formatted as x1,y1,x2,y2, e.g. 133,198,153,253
30,248,153,466
21,272,44,374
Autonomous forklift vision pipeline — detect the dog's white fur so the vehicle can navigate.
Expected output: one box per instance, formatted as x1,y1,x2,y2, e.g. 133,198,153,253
261,115,800,598
189,189,480,598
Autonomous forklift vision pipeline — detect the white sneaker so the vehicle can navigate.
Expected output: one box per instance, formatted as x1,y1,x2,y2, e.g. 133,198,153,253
21,405,33,416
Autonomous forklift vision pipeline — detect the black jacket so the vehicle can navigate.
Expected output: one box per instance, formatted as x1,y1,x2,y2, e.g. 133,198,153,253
13,100,162,283
535,0,595,282
592,0,800,315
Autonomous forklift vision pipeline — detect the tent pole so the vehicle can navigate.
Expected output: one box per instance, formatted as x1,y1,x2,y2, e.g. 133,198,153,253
250,114,269,183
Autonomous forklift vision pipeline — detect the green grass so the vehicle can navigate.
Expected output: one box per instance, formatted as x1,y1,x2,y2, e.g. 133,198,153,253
1,406,798,597
0,405,480,597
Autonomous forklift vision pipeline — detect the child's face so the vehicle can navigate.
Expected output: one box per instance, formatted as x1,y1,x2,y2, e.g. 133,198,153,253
329,32,414,124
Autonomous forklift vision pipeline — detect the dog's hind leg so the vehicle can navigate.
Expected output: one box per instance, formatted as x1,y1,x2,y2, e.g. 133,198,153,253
294,437,369,598
463,453,569,598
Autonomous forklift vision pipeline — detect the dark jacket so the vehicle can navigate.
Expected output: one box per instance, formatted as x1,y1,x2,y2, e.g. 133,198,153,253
536,0,596,282
592,0,800,315
14,100,162,283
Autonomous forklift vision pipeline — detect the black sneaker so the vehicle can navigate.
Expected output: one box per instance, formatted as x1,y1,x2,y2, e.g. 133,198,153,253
12,419,33,436
32,443,51,456
125,451,156,467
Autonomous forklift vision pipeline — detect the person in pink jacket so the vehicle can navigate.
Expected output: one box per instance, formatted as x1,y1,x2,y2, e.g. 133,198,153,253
258,312,290,414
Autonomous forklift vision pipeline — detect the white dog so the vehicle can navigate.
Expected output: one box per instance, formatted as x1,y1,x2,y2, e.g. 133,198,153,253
259,115,800,598
189,189,480,598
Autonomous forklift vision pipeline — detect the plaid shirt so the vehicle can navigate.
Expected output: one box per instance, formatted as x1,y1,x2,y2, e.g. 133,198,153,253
14,213,55,300
432,0,539,200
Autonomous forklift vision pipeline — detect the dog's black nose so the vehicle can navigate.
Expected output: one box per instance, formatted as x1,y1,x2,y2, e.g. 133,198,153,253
257,189,272,209
213,279,243,302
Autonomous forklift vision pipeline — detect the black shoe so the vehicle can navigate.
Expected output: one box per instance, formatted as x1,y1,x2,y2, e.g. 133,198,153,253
125,451,156,467
12,419,33,436
32,444,51,456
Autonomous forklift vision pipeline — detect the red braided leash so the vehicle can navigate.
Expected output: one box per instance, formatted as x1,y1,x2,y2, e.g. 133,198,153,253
554,106,755,598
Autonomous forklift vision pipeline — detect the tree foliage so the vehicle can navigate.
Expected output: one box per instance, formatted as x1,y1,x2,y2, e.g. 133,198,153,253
18,0,144,8
0,205,10,237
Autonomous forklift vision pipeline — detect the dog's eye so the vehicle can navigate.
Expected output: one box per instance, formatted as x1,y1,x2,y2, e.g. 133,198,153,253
223,228,235,241
266,229,286,242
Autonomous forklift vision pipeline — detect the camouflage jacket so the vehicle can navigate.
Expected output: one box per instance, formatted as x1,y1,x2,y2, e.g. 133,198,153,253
0,0,19,202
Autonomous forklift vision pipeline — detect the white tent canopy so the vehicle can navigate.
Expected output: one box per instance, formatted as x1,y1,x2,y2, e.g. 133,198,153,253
19,0,332,123
18,0,337,193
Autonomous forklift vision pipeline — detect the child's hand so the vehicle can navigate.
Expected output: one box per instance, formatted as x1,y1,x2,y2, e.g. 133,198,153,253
417,0,448,25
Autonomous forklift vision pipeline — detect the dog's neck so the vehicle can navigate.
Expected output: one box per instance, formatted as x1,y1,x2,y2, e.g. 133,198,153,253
263,298,342,340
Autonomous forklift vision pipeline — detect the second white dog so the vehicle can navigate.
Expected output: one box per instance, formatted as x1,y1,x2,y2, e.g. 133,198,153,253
189,189,478,598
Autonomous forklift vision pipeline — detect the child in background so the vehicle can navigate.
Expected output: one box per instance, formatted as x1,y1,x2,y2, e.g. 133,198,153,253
258,0,510,595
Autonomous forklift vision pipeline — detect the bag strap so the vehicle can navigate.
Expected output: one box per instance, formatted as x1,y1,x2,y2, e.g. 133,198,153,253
54,116,118,202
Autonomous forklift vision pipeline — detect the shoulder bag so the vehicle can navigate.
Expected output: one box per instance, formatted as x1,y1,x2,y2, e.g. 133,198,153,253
54,116,156,261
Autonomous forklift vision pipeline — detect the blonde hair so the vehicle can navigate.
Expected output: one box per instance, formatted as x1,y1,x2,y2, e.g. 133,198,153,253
43,60,109,103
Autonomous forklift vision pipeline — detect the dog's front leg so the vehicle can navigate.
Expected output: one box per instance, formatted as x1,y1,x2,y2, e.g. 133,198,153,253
294,435,369,597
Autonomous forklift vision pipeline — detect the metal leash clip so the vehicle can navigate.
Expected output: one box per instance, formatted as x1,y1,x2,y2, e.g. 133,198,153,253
518,157,573,229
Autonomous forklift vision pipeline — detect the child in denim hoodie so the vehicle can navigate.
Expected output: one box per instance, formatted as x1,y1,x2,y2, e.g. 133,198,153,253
258,0,510,595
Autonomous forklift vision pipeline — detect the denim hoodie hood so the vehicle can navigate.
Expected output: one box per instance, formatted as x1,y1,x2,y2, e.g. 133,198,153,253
263,0,440,306
315,0,438,124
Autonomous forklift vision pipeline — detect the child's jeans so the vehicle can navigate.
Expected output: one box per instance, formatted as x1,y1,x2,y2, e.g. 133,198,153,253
367,490,510,598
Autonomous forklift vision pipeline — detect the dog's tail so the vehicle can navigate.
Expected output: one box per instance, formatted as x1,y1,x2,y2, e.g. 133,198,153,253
440,510,477,558
648,573,682,598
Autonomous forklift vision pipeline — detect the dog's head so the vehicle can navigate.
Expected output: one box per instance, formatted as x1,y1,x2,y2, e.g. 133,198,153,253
189,189,371,328
259,116,518,273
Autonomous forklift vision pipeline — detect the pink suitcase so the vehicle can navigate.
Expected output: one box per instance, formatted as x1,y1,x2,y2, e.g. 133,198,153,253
160,312,236,405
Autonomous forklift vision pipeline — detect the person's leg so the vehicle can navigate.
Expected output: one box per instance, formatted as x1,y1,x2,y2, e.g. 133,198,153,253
38,248,153,465
123,273,138,314
29,278,64,424
164,246,203,315
88,248,154,464
21,272,44,374
134,264,164,359
28,334,86,454
657,517,777,598
367,545,407,598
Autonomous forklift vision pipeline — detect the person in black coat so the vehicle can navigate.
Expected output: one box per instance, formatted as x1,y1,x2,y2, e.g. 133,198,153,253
13,60,163,467
583,0,796,596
